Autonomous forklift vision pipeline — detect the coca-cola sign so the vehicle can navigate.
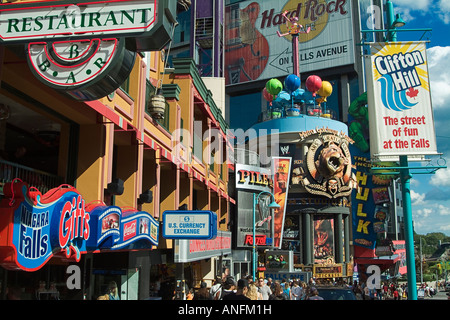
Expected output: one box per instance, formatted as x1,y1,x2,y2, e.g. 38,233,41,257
123,221,137,241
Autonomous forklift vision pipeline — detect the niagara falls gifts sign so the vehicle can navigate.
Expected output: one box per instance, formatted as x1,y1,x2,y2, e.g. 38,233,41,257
0,180,158,271
365,42,438,161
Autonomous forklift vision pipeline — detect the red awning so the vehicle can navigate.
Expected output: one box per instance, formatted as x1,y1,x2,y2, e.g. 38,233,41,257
356,254,400,265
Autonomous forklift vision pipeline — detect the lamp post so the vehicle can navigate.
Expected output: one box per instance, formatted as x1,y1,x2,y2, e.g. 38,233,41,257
385,1,406,42
252,191,280,281
386,1,418,301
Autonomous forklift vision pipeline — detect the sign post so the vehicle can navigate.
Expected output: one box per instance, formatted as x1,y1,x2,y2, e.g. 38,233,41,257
366,41,445,300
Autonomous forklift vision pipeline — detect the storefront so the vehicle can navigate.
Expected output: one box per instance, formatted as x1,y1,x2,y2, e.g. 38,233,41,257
0,0,233,300
0,180,159,299
244,116,357,282
172,230,232,296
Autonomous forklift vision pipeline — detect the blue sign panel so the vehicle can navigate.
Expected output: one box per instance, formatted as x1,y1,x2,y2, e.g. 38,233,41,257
162,210,217,240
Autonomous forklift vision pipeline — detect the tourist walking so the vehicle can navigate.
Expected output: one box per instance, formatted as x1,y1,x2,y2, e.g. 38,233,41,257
257,277,272,300
290,280,302,300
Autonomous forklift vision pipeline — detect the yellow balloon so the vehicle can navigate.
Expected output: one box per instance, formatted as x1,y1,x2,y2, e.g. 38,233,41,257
318,81,332,100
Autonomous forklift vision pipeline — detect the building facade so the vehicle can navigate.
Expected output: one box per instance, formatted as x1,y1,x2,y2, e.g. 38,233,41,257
0,0,233,300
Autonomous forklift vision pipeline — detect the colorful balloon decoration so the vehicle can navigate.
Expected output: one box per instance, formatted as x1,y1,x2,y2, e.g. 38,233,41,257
317,81,332,101
264,74,334,118
262,87,274,106
284,74,301,93
265,78,283,96
305,75,322,96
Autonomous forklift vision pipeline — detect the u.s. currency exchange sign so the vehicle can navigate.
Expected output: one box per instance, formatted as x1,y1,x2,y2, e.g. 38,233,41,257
0,0,155,43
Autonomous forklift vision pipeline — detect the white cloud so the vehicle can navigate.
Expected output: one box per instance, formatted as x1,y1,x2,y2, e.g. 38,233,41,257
430,166,450,187
439,224,450,232
410,178,420,187
411,190,426,205
438,204,450,215
394,0,431,11
439,0,450,11
395,0,450,24
416,208,432,217
438,0,450,23
427,46,450,110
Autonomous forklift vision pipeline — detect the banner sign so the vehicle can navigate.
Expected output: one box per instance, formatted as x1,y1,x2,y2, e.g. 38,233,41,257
162,210,217,240
88,205,159,250
272,157,291,249
365,42,438,161
0,181,158,271
235,164,272,193
350,150,377,250
225,0,354,85
264,271,311,282
174,231,231,263
236,190,274,249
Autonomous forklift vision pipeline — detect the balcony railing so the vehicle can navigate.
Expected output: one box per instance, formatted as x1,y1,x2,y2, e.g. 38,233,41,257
0,159,64,195
258,104,336,123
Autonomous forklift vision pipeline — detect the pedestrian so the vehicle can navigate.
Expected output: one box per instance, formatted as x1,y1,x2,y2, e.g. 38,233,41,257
108,281,120,300
397,286,403,300
281,279,290,298
369,288,376,300
289,280,302,300
223,279,250,301
352,280,362,299
210,276,222,300
267,277,274,290
376,288,383,300
186,288,194,300
220,276,235,300
393,287,399,300
194,282,211,300
383,282,388,299
269,282,289,300
257,277,272,300
307,287,324,300
246,282,262,300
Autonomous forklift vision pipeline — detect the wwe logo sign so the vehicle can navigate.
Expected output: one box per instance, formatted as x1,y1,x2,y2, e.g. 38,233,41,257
280,145,290,155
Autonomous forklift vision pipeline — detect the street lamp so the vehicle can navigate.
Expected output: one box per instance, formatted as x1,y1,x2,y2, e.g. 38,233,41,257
392,14,406,28
252,191,280,281
385,0,418,301
385,1,406,41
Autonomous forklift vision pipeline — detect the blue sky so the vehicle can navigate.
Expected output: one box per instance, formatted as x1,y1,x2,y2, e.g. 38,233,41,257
389,0,450,235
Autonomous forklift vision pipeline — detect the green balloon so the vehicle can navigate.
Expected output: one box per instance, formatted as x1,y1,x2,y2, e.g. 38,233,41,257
266,78,283,96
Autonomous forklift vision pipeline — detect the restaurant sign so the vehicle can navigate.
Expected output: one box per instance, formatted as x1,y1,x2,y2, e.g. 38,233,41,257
0,0,155,43
0,0,178,101
0,180,158,272
27,37,136,101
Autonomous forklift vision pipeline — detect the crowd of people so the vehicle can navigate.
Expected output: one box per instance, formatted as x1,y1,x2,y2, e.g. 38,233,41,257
351,280,408,300
177,276,446,301
352,281,442,300
187,275,325,301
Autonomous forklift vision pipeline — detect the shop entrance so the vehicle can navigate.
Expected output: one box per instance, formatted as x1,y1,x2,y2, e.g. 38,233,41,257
121,268,139,300
92,268,140,300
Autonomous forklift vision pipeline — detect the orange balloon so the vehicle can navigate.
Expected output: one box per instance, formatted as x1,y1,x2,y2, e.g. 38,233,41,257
318,81,333,101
